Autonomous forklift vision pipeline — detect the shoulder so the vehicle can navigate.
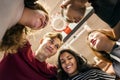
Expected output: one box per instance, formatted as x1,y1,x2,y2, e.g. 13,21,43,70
110,40,120,61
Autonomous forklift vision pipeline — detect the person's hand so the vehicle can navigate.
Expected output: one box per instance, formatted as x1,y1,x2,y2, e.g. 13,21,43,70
19,7,49,30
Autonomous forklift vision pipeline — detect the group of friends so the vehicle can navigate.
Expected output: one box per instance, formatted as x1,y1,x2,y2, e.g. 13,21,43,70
0,0,120,80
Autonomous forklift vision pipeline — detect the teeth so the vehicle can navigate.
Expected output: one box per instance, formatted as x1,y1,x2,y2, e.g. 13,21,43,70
66,65,71,69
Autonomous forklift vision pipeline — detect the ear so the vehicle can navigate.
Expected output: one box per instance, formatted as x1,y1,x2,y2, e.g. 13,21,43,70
39,39,43,44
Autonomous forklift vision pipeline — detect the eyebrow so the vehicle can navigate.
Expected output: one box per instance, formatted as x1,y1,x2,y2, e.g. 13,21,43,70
60,55,71,60
53,39,61,47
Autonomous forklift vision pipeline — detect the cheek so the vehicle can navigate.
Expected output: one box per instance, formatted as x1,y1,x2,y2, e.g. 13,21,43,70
73,60,77,69
93,41,102,51
89,42,94,49
53,48,57,53
50,49,58,56
67,9,75,17
73,65,78,73
87,37,91,43
61,64,66,71
95,41,103,50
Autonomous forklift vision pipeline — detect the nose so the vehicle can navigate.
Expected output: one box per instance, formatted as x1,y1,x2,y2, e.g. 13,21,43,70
90,39,94,43
65,60,69,65
88,35,93,41
49,44,55,49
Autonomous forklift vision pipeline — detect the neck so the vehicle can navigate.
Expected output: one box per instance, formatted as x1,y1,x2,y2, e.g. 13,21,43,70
69,71,79,77
35,54,47,62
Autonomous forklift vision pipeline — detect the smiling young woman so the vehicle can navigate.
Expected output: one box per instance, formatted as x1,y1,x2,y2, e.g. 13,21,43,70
57,49,115,80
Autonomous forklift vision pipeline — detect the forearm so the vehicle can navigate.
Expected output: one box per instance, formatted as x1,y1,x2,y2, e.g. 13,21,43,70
109,39,120,63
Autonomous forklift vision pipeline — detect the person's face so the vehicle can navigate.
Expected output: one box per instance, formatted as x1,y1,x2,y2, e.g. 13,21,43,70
20,8,49,30
60,52,78,77
87,31,109,51
65,6,83,23
28,10,49,30
38,37,61,58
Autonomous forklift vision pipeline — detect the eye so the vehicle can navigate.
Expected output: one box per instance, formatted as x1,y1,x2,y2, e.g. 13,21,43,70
49,39,54,44
61,60,65,64
68,56,72,60
55,44,60,49
89,34,93,38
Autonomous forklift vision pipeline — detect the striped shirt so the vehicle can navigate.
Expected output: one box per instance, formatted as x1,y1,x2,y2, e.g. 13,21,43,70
67,69,115,80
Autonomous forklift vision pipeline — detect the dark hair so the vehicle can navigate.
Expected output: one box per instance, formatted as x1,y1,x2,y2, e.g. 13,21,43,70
57,49,95,80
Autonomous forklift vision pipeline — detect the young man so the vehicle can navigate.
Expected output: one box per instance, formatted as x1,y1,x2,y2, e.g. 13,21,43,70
0,31,63,80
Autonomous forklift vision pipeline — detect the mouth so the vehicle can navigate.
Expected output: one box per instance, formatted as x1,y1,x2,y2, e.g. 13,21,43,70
34,15,48,29
41,15,49,28
91,39,96,46
31,19,44,30
45,47,53,53
65,64,72,71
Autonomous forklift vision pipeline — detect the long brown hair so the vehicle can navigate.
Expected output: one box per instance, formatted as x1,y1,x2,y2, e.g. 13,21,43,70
0,24,27,54
0,1,48,54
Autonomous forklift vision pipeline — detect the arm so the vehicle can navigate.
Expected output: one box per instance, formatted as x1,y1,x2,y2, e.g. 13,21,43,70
93,69,115,79
35,60,57,78
110,39,120,61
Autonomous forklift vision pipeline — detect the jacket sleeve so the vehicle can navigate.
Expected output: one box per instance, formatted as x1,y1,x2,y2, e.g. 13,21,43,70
110,39,120,62
93,69,115,79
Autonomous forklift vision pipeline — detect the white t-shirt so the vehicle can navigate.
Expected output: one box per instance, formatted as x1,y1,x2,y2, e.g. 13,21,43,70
0,0,24,41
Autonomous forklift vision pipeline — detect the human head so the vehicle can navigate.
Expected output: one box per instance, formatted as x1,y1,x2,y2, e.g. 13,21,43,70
35,32,63,62
58,49,89,79
0,1,49,54
87,29,116,51
61,0,87,23
19,0,49,30
87,29,116,62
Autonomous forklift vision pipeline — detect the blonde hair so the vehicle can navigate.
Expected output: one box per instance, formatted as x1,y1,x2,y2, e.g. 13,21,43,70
87,29,117,62
43,32,63,42
87,29,117,41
